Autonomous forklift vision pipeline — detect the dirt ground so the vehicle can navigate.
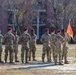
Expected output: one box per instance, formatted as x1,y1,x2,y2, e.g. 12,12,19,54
0,69,76,75
0,68,76,75
0,44,76,75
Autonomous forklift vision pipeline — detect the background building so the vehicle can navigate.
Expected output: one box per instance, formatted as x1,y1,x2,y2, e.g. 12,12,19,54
0,0,76,39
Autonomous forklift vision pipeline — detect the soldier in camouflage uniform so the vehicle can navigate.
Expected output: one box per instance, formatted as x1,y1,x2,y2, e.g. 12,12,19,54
50,29,57,62
0,30,4,63
13,30,19,62
61,29,71,64
41,28,52,62
3,28,15,63
73,34,76,42
54,30,64,65
19,28,31,63
29,29,37,61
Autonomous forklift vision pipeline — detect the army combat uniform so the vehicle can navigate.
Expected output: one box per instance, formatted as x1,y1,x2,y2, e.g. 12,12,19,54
29,34,37,61
41,33,52,62
63,33,71,64
13,34,19,62
20,33,31,63
54,34,64,65
73,35,76,42
50,34,57,62
0,34,3,62
3,33,15,63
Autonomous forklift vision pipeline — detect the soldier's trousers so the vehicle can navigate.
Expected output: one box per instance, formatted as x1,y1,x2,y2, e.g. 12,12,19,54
42,46,51,62
5,45,14,63
51,44,55,61
63,46,68,62
13,44,18,61
29,45,36,60
21,45,29,63
0,46,2,61
54,48,63,64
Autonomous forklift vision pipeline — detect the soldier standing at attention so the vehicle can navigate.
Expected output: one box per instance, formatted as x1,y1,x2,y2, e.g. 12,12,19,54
0,30,4,63
41,28,52,63
3,28,15,63
13,30,19,62
54,30,64,65
62,29,71,64
29,29,37,61
19,28,31,63
50,29,57,62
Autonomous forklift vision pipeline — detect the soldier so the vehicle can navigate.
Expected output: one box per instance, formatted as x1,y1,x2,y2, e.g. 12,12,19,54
3,28,15,63
19,28,31,63
73,34,76,42
50,29,57,62
54,30,64,65
13,30,19,62
29,29,37,61
62,29,71,64
41,28,52,63
0,30,4,63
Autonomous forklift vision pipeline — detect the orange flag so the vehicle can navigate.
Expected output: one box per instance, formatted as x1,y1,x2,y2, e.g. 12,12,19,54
66,22,73,38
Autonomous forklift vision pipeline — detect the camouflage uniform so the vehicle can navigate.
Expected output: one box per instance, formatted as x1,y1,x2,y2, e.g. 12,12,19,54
20,33,31,63
50,34,57,62
63,34,70,64
54,35,64,65
0,34,3,62
3,33,15,63
13,35,19,62
29,34,37,61
41,33,51,62
73,35,76,42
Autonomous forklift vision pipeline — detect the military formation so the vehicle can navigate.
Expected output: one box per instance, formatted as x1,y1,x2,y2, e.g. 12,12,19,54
0,27,74,65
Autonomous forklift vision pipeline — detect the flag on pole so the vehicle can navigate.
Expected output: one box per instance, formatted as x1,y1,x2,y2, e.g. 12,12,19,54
66,22,73,38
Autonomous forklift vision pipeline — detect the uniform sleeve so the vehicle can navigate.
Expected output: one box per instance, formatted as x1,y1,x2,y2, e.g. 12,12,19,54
35,34,37,40
19,34,23,43
17,35,19,42
53,35,57,43
50,35,52,42
12,34,15,42
73,35,76,42
28,34,31,41
40,35,44,43
1,35,3,43
3,35,6,43
67,34,71,42
60,36,64,43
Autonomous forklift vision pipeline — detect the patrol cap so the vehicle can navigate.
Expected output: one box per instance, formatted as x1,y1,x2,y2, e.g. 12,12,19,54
57,30,61,33
24,28,28,31
45,28,49,32
7,28,12,32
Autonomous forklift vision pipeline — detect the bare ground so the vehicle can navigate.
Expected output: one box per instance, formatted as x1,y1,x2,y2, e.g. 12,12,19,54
0,44,76,75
